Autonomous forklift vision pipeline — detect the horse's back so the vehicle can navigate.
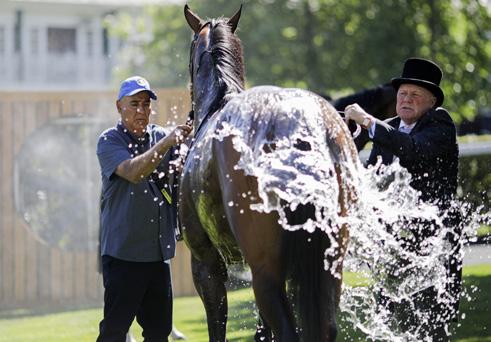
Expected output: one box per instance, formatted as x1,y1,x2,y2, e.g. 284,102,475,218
214,86,359,232
220,86,358,164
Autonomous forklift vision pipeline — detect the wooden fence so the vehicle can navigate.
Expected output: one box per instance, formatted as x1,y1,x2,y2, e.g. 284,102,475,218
0,89,196,309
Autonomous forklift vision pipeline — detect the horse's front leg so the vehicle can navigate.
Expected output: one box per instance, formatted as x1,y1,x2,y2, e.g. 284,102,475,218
191,251,228,342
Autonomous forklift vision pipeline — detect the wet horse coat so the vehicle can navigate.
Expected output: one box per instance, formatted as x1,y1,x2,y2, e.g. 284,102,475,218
179,5,359,341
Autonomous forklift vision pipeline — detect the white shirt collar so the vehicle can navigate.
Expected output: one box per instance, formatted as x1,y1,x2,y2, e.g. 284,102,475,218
399,120,417,132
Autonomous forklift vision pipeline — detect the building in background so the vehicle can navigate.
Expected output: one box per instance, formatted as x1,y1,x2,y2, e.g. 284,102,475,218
0,0,195,310
0,0,170,90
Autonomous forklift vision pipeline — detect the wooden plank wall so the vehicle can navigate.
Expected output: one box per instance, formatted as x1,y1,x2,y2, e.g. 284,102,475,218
0,89,196,309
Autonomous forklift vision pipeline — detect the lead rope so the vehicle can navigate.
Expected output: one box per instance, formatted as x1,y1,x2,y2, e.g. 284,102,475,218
338,110,362,139
172,109,194,241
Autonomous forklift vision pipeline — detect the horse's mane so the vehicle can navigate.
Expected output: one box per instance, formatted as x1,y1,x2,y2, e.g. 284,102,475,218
208,18,245,97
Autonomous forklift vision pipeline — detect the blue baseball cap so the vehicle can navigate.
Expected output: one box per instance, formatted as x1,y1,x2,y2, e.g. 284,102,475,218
117,76,157,101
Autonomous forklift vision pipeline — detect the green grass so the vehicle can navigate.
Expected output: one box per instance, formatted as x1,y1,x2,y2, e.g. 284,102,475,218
0,264,489,341
477,225,491,237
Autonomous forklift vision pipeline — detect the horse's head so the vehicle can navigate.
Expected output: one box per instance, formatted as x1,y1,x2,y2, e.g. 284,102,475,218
184,5,245,130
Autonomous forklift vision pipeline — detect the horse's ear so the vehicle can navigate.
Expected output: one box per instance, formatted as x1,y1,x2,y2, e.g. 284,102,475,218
227,5,242,33
184,4,204,33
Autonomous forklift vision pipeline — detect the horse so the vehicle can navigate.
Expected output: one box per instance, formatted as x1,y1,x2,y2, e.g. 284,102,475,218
178,5,359,341
319,84,396,151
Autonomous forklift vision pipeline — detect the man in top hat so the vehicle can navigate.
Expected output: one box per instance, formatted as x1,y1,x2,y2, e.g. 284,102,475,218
96,76,192,341
344,58,460,341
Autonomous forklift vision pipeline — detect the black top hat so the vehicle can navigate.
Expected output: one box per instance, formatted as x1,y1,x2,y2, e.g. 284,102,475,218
391,57,444,107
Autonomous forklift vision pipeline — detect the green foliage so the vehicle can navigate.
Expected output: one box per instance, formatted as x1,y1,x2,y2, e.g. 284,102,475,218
105,5,190,88
458,154,491,213
108,0,490,123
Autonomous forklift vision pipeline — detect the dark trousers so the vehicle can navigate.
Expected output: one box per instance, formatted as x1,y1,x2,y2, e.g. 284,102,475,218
378,286,455,342
97,256,173,342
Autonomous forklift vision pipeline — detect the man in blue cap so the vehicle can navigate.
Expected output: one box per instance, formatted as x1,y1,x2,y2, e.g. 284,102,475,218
344,58,460,341
96,76,192,341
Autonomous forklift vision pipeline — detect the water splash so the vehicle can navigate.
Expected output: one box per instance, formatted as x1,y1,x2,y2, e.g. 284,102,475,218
213,87,359,238
198,86,485,340
338,159,482,341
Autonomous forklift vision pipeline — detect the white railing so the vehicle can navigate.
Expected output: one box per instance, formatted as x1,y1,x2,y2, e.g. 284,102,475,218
359,140,491,162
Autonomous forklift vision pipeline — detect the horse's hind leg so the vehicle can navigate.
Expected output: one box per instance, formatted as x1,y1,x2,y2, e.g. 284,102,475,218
191,250,228,341
319,266,340,341
229,209,298,341
254,313,274,342
318,165,351,341
213,136,299,341
250,254,298,342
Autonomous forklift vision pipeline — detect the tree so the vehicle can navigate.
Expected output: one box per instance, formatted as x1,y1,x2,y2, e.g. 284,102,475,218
107,0,490,123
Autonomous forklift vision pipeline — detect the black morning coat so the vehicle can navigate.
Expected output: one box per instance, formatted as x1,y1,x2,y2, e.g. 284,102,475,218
366,107,458,207
364,107,462,315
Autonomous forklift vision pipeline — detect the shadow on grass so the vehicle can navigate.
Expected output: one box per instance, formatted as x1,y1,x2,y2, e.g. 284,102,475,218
226,294,257,341
0,301,101,320
453,273,491,340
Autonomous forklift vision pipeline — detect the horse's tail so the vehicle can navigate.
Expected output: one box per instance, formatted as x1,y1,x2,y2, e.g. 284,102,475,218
283,203,339,341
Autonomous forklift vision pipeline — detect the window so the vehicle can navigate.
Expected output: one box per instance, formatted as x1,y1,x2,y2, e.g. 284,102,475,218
47,27,76,54
30,28,39,55
0,26,5,56
86,30,93,57
102,27,109,56
14,10,22,52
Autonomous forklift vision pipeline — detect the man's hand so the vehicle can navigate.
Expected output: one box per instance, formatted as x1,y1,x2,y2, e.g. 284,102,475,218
168,124,193,145
116,124,193,184
344,103,374,129
170,144,189,174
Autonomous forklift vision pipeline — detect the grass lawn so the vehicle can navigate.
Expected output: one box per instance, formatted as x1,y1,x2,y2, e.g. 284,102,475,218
0,264,489,341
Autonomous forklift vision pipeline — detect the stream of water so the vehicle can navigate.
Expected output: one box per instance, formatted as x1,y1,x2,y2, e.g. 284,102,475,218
202,87,488,341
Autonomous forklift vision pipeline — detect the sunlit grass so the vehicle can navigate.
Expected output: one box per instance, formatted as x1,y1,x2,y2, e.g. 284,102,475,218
477,225,491,237
0,264,489,341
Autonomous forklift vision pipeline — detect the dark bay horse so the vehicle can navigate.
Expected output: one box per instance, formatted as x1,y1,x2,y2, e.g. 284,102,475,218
179,5,359,341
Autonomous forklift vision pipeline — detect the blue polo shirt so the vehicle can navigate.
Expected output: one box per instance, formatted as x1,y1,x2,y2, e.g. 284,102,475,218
97,121,176,262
